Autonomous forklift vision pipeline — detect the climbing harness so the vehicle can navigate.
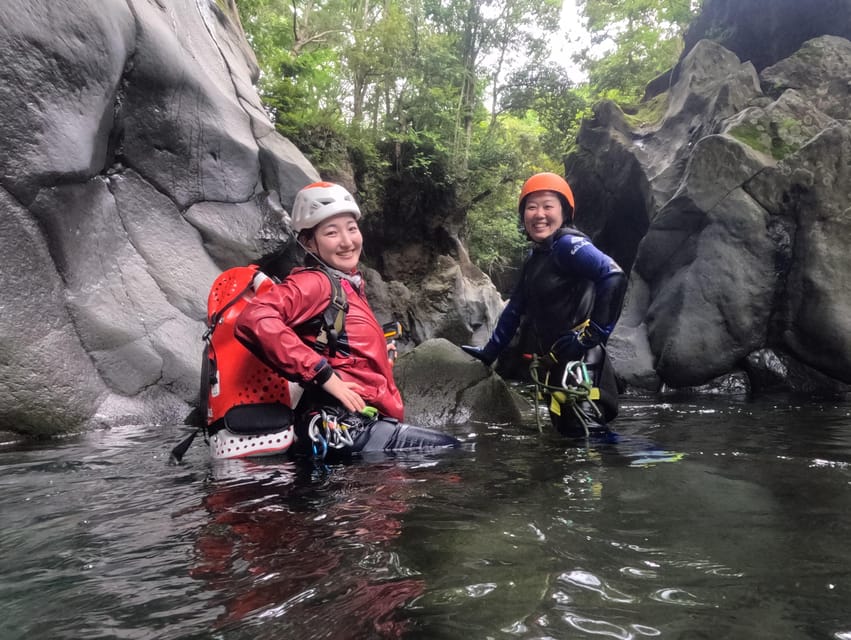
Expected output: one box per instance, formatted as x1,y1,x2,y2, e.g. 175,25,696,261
307,406,379,459
528,354,602,437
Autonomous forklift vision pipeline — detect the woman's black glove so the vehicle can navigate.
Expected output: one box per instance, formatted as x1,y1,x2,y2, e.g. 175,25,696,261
461,343,499,366
549,321,605,363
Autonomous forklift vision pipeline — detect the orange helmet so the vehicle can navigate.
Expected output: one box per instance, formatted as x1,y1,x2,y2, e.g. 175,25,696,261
518,172,575,221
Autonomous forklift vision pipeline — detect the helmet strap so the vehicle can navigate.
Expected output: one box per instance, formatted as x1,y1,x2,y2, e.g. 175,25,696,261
296,237,328,269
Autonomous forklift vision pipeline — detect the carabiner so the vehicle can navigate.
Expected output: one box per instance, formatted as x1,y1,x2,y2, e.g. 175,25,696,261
561,360,584,389
308,412,325,443
326,414,347,449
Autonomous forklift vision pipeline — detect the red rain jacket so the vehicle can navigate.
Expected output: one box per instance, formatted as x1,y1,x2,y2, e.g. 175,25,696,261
235,268,404,420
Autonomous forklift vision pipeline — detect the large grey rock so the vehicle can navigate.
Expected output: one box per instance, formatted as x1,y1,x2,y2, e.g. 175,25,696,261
407,253,505,346
748,125,851,381
0,0,136,200
28,176,207,398
569,34,851,394
681,0,851,73
184,192,292,270
0,0,319,435
760,36,851,121
567,40,763,273
745,348,850,395
0,188,106,434
606,275,659,391
119,0,261,209
638,136,776,386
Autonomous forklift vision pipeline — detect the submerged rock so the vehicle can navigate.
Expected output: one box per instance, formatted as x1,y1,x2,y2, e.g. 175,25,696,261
394,339,530,429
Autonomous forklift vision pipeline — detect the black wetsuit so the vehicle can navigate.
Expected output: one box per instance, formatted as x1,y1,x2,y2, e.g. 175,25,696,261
484,228,627,435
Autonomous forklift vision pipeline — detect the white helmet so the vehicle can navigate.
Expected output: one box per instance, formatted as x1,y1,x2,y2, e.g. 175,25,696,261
291,182,361,233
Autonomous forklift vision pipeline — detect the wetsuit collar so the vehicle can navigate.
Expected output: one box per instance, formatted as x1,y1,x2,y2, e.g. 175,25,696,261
532,225,573,252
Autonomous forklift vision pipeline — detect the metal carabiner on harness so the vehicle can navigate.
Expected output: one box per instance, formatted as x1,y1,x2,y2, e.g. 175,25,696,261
308,408,358,456
559,360,603,435
528,354,604,436
308,411,329,458
561,360,590,389
331,418,355,448
325,413,355,449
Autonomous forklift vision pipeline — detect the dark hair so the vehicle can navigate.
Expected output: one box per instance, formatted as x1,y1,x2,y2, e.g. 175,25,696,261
297,228,316,244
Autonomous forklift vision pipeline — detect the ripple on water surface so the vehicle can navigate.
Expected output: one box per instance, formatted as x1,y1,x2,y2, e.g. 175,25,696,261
2,402,851,639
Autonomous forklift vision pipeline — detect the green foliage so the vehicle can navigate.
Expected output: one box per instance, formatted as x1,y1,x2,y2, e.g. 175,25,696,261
621,91,670,127
463,114,559,274
235,0,350,172
387,128,454,189
235,0,703,278
346,127,388,212
576,0,698,102
726,118,802,160
500,64,593,159
466,205,526,276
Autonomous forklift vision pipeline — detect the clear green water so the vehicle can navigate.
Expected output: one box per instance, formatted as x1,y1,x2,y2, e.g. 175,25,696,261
2,397,851,639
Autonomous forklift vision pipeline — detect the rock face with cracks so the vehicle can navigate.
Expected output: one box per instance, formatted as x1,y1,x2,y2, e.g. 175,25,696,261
1,0,313,436
394,339,529,430
570,33,851,395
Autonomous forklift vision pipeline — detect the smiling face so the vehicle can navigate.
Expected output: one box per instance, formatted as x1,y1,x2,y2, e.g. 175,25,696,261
304,212,362,272
522,190,565,242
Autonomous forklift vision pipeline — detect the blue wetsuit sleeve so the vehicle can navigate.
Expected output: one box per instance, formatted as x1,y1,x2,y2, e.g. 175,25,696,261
552,234,627,338
483,279,527,355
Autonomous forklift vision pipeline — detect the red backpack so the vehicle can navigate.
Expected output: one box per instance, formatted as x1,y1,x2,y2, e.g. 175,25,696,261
200,264,348,430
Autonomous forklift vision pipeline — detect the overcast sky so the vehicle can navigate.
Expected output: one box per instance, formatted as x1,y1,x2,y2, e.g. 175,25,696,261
552,0,591,82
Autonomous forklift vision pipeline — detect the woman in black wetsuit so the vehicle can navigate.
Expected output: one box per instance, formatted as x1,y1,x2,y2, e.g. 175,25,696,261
463,173,627,436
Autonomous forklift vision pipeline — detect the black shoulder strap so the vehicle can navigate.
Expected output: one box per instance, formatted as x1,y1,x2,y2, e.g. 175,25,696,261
310,267,348,357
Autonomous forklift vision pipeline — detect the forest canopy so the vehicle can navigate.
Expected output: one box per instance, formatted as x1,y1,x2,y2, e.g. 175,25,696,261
235,0,700,283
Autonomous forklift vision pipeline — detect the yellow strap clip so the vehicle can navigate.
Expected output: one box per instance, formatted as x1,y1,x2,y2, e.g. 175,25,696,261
549,390,567,416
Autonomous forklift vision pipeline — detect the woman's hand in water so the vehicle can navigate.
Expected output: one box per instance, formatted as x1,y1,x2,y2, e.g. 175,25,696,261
322,373,366,414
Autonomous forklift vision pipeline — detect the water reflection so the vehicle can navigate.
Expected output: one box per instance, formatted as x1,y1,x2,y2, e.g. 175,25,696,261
191,457,453,638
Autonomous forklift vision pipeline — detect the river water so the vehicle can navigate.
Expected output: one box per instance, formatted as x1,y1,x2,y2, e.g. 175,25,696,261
2,396,851,640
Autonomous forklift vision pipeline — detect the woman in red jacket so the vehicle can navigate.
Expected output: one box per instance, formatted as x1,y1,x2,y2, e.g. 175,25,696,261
235,182,457,455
